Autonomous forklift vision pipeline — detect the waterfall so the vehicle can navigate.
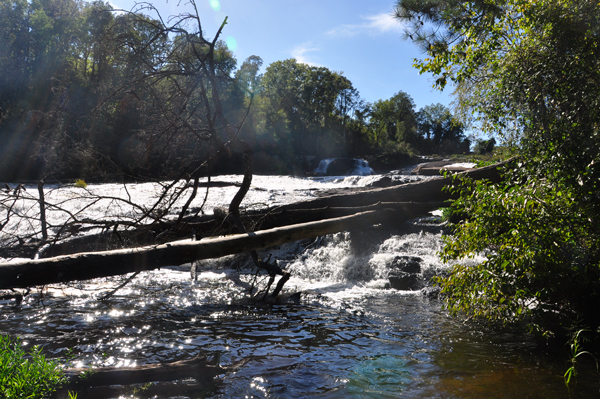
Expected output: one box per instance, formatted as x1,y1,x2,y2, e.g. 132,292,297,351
314,158,374,176
314,158,335,175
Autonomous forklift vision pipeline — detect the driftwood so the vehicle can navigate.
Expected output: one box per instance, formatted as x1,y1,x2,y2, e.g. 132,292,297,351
62,356,222,387
39,160,508,258
40,201,446,258
0,206,432,289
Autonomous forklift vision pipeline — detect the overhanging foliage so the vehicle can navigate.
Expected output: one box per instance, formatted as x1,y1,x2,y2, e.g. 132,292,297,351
395,0,600,334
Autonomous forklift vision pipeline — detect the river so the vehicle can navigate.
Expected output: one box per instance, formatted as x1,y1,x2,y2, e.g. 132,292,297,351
0,173,596,398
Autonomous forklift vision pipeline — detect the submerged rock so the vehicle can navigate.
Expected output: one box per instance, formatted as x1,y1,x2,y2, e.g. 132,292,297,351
388,272,422,291
391,255,422,273
420,286,441,298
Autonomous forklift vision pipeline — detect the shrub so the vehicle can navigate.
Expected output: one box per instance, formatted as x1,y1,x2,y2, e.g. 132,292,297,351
438,171,600,336
0,334,67,398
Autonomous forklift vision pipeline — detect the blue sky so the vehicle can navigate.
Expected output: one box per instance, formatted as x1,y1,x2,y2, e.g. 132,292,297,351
110,0,454,110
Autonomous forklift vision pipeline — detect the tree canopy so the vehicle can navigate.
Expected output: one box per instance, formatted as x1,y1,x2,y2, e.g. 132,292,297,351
0,0,469,182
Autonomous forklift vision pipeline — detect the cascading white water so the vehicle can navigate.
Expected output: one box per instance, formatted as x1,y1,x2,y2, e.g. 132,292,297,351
0,172,458,294
0,173,422,256
313,158,374,176
347,158,375,176
313,158,335,175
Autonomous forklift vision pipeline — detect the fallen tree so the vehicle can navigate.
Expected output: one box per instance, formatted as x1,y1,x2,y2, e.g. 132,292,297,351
0,207,423,289
277,159,507,210
0,159,511,292
38,160,509,258
39,200,446,257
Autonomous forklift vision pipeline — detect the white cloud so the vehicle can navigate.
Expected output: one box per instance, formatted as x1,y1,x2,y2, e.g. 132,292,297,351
327,13,404,37
291,43,321,66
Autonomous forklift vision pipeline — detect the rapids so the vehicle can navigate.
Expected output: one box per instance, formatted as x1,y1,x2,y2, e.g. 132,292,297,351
0,173,596,398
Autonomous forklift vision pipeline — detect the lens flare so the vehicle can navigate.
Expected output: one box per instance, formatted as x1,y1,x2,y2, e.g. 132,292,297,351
226,36,237,51
209,0,220,11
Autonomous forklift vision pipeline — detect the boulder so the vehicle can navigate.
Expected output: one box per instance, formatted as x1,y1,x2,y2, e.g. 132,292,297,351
365,175,393,188
388,256,423,290
391,255,422,273
420,286,441,298
364,174,413,188
389,272,422,291
411,161,475,176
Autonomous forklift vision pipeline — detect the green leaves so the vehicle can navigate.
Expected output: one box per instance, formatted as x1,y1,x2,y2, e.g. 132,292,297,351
437,171,600,332
370,91,418,146
564,329,599,387
397,0,600,335
261,58,355,155
0,334,68,398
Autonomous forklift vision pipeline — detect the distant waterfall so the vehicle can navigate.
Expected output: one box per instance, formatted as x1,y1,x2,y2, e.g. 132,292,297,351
314,158,374,176
313,159,336,175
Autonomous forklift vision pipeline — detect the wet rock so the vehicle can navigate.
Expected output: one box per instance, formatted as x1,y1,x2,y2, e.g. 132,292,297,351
364,174,414,188
388,272,422,291
391,256,422,273
420,286,441,298
388,256,423,290
411,160,475,176
366,175,393,188
410,161,453,175
422,266,449,283
327,158,354,175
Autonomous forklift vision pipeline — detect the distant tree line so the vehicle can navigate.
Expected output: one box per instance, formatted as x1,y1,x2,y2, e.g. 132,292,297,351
0,0,470,181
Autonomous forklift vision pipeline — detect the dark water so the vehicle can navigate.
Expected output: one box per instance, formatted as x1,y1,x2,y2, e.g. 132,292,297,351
1,266,597,399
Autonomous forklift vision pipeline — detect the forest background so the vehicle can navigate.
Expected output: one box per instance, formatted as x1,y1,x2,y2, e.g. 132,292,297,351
0,0,476,182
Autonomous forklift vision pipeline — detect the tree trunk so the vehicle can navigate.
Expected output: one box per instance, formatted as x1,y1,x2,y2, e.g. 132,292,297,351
275,160,507,211
38,160,509,259
0,205,435,289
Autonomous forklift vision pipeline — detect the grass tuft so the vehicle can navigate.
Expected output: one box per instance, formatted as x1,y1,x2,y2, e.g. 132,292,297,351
74,179,87,189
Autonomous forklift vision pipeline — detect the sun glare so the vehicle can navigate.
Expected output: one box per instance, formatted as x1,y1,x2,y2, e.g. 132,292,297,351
209,0,220,12
226,35,238,51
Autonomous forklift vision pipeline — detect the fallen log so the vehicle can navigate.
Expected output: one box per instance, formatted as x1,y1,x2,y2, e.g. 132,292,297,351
0,205,436,289
38,159,510,259
276,159,509,211
38,201,447,258
62,356,222,388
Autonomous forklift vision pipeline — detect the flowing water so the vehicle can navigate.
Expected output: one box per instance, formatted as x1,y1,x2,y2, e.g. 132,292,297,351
0,173,597,398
